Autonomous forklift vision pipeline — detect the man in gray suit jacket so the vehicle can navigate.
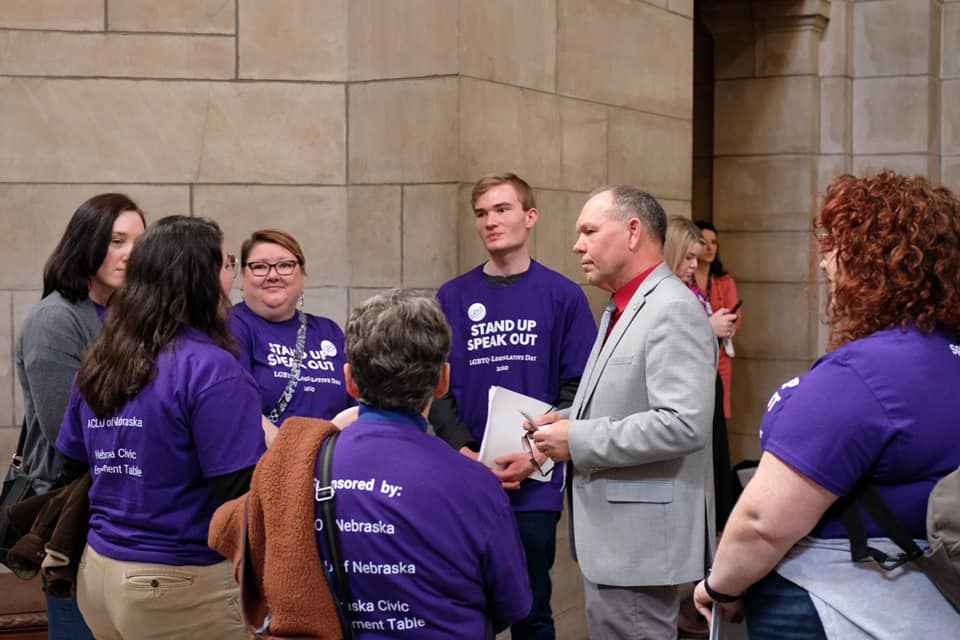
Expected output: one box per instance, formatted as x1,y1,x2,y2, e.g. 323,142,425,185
529,186,717,639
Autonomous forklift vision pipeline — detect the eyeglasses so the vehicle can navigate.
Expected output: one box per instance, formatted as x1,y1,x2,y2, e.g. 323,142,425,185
813,228,834,251
518,408,555,479
244,260,300,277
521,433,554,479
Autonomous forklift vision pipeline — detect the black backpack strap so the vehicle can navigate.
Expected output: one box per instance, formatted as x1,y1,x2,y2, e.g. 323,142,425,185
843,484,924,570
317,431,354,639
841,499,871,562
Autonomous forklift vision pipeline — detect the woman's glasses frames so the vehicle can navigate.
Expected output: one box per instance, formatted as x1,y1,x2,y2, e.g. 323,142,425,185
244,260,300,277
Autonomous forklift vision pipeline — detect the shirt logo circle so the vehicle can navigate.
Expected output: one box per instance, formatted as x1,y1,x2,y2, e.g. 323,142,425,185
320,340,338,358
467,303,487,322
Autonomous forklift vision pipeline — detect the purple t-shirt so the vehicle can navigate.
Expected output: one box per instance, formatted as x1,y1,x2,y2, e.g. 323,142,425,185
760,327,960,538
56,327,266,565
230,302,353,424
438,261,596,512
316,406,532,637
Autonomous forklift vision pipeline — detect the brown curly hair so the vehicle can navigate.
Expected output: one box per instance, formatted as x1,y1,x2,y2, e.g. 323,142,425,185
815,171,960,349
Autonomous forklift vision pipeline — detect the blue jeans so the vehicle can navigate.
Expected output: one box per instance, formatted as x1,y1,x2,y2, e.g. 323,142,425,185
511,511,561,640
45,593,95,640
745,572,827,640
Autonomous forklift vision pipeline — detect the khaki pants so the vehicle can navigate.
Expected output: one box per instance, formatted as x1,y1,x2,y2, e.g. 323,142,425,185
583,578,680,640
77,544,250,640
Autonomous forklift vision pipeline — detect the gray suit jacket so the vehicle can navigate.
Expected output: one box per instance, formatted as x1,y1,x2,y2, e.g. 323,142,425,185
567,263,717,587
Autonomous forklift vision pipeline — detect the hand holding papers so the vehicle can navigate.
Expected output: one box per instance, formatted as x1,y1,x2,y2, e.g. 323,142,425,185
478,386,555,482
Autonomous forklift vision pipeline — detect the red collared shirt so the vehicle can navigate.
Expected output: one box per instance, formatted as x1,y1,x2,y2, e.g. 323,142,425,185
606,262,661,338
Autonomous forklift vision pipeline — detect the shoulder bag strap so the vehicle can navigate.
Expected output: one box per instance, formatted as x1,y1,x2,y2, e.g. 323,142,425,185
266,310,308,424
12,418,26,469
318,431,354,639
842,484,924,569
2,419,32,503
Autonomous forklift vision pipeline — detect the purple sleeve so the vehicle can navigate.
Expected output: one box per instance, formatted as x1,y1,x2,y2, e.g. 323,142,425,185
190,375,266,478
228,311,255,373
559,287,597,382
480,496,533,632
55,388,88,463
760,358,893,497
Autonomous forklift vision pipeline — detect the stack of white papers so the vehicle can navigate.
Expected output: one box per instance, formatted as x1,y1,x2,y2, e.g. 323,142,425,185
478,385,554,482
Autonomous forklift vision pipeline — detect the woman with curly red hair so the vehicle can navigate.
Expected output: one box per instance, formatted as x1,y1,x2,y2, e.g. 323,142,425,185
692,172,960,639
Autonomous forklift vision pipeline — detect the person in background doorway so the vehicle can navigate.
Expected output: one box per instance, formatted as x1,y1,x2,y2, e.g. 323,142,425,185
664,215,736,638
665,215,735,528
694,221,740,419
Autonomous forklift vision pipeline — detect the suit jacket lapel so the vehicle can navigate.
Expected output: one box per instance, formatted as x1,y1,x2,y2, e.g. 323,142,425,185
575,264,673,417
573,303,613,419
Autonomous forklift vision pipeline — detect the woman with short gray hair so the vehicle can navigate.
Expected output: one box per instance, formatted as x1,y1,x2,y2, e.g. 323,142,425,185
321,289,532,637
344,290,452,412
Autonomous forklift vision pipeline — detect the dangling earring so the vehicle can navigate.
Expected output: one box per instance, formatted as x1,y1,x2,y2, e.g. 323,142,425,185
298,293,305,311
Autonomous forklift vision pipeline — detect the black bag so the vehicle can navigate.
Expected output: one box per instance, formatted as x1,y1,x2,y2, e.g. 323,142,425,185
0,423,34,549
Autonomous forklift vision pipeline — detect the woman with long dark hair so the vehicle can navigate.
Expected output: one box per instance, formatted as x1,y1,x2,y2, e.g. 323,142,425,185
694,221,740,420
694,172,960,638
56,216,265,639
14,193,144,639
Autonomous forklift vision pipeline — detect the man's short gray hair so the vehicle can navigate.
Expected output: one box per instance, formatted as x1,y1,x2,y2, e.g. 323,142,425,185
345,289,451,413
588,185,667,246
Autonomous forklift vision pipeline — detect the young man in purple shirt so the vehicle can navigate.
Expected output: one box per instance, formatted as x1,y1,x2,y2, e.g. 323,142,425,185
318,290,532,637
430,173,596,640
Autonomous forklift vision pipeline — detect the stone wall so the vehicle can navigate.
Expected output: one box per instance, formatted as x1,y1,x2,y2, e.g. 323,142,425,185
0,2,695,637
704,0,960,463
704,1,827,462
946,0,960,191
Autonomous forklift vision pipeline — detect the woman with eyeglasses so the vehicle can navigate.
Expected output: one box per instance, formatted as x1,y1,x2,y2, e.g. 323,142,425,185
230,229,354,442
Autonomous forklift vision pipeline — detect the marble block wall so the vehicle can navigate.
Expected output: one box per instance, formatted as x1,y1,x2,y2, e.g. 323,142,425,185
705,0,829,463
703,0,958,464
940,0,960,193
0,2,696,637
457,0,695,301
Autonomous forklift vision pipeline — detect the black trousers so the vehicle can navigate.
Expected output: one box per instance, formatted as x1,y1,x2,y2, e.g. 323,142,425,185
512,510,561,640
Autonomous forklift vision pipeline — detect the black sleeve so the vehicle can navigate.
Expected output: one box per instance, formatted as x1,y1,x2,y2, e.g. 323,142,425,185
54,454,89,488
554,377,581,411
208,466,255,507
428,393,479,451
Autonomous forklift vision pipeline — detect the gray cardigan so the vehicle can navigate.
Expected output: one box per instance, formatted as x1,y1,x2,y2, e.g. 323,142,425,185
14,292,102,494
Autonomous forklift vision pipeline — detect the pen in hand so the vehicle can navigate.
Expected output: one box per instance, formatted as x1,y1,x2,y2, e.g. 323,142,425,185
519,407,555,433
